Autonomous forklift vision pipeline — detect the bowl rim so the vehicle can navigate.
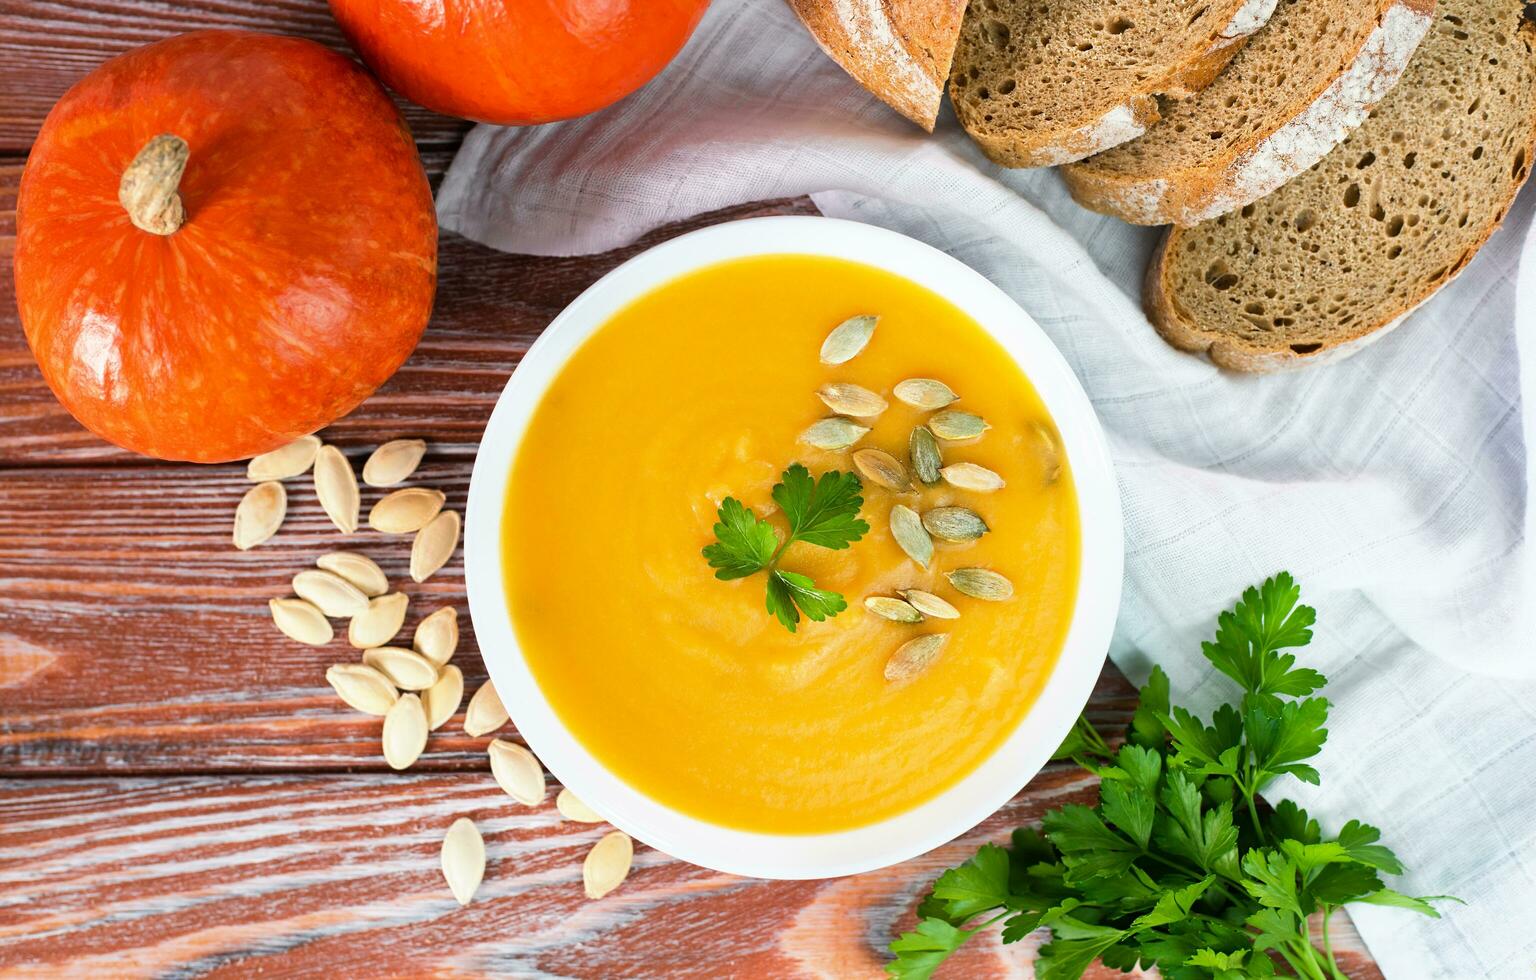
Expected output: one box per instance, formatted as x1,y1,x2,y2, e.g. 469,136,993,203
464,215,1123,880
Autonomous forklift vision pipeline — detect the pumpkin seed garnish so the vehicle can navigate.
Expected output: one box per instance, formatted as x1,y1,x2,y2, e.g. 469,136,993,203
421,664,463,731
292,569,369,618
819,314,878,364
349,592,409,649
1030,420,1064,484
316,551,388,597
940,462,1006,492
369,487,445,534
889,504,933,569
464,680,509,737
800,416,870,451
441,817,485,907
362,646,439,691
584,831,635,900
234,481,286,550
865,595,923,622
411,510,461,583
382,693,428,770
325,663,398,716
557,788,605,824
852,448,911,492
269,597,332,646
922,506,989,542
885,634,948,682
893,378,959,410
413,606,459,666
903,589,961,620
313,445,360,534
947,567,1014,601
247,435,321,482
817,383,888,419
363,438,427,488
909,426,943,486
489,738,546,806
928,410,990,441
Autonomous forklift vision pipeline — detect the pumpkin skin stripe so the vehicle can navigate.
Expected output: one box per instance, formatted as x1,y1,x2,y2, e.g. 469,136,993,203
13,30,438,463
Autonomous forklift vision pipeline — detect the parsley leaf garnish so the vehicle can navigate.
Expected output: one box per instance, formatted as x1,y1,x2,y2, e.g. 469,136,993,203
702,464,868,632
889,572,1454,980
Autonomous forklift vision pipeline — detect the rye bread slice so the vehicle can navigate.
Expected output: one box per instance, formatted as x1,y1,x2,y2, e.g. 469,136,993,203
1147,0,1536,371
788,0,969,131
949,0,1280,168
1064,0,1435,225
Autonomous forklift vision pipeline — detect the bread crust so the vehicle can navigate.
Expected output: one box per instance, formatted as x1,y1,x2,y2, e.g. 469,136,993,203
1063,0,1435,226
787,0,969,131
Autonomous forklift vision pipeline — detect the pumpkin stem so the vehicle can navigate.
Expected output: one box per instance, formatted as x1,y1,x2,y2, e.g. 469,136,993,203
119,134,189,236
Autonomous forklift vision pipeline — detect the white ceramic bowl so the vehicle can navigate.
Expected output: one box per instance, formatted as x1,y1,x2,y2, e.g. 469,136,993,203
465,215,1122,880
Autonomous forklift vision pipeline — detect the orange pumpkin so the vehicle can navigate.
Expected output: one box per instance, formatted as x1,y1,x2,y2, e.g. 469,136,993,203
328,0,711,126
13,30,438,463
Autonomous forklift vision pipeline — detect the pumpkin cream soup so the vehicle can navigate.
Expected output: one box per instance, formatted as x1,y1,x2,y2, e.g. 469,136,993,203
502,254,1079,834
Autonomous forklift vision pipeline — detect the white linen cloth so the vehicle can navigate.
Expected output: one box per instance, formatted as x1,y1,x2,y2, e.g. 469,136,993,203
437,2,1536,974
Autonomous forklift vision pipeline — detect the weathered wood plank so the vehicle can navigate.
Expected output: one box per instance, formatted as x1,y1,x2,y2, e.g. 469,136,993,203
0,772,1384,979
0,0,469,154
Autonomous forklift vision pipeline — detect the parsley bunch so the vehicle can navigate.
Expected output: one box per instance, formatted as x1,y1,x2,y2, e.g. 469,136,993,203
702,464,869,632
890,573,1451,980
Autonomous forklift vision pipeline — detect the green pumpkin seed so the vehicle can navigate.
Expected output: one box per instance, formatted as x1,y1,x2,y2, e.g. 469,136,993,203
818,383,888,418
922,506,989,542
893,378,958,410
884,634,948,682
1030,420,1064,484
800,416,870,451
940,462,1006,492
909,426,943,486
865,596,923,623
929,410,989,441
889,504,933,569
853,448,911,492
902,589,960,620
946,568,1014,601
819,315,878,365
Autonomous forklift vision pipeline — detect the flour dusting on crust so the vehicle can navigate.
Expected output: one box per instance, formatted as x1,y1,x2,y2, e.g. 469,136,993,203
791,0,953,128
1026,101,1154,167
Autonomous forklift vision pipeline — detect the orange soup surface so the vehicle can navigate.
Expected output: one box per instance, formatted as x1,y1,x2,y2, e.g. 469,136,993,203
502,254,1080,834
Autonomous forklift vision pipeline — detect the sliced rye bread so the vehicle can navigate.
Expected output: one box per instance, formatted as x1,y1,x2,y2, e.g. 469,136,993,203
948,0,1280,168
1146,0,1536,371
1063,0,1435,225
787,0,970,131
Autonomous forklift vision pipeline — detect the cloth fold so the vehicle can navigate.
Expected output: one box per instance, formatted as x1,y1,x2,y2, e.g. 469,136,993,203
438,2,1536,974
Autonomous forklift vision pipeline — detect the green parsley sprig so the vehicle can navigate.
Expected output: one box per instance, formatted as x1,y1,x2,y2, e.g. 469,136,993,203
702,463,870,632
890,572,1453,980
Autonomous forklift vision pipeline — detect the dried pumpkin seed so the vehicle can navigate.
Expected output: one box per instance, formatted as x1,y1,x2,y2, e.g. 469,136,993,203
940,462,1006,492
413,606,459,666
325,663,398,716
819,314,877,365
246,435,321,482
369,487,445,534
313,445,360,534
382,693,428,770
464,679,509,737
885,634,948,682
865,596,923,623
292,569,369,618
441,817,485,906
316,551,388,597
893,378,959,410
557,788,605,824
363,438,427,488
947,567,1014,601
1029,421,1064,485
852,448,911,492
922,506,989,542
411,510,461,583
422,664,463,731
909,426,943,486
817,383,888,418
234,481,286,550
890,504,933,569
362,646,439,691
349,592,409,649
800,416,869,451
902,589,961,620
269,597,332,646
583,831,634,900
489,738,546,806
928,410,989,441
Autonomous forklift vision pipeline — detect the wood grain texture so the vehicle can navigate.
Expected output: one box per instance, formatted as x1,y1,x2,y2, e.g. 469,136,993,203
0,772,1384,979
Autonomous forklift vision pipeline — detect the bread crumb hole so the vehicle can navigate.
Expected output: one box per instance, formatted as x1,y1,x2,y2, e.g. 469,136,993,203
982,20,1010,46
1388,245,1403,259
1472,145,1484,160
1294,210,1316,232
1204,261,1239,291
1245,302,1265,315
1106,16,1134,33
1386,216,1404,237
996,78,1016,95
1343,184,1361,207
1240,204,1256,218
1290,343,1323,355
1403,152,1417,169
1514,149,1529,179
1356,152,1376,169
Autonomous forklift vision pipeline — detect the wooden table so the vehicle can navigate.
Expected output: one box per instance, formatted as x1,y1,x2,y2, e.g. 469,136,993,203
0,3,1383,976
